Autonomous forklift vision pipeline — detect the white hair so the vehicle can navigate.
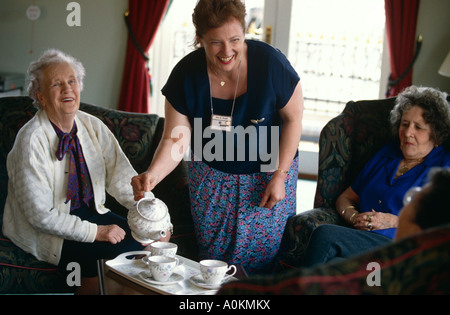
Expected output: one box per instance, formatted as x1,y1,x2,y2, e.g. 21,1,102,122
27,49,85,108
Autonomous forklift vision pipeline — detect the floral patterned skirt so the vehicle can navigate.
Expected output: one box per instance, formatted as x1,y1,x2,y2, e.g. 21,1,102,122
188,156,298,274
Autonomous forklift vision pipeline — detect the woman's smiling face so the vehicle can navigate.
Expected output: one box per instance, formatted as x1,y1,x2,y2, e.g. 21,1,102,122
198,17,245,74
36,62,80,130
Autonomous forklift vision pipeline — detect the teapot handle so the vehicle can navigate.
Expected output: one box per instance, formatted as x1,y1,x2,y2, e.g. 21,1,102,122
144,191,155,199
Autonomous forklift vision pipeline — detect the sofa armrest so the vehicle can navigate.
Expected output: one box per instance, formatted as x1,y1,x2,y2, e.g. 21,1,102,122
282,208,344,267
219,224,450,295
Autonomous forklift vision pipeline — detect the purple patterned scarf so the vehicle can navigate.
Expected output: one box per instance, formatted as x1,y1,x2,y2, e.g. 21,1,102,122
51,121,93,211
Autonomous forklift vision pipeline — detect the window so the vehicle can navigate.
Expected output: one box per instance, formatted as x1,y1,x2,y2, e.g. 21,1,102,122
288,0,386,124
244,0,265,40
150,0,385,119
148,0,387,176
148,0,197,117
149,0,265,117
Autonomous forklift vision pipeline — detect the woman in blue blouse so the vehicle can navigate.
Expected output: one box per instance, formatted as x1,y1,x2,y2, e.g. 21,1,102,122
131,0,304,274
301,86,450,267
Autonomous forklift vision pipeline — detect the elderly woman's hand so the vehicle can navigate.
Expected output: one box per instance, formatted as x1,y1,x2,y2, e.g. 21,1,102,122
96,225,126,244
353,210,399,231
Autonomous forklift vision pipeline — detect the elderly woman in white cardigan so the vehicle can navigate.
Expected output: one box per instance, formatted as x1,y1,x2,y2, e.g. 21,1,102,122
2,49,168,294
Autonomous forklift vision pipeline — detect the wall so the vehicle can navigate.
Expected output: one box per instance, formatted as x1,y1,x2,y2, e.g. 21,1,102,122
0,0,128,108
0,0,448,111
413,0,450,93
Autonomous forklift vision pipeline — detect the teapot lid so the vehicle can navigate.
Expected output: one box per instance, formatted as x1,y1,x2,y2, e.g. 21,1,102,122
136,195,168,222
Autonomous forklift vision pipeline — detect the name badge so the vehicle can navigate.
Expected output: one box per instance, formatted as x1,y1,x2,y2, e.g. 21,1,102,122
211,114,232,132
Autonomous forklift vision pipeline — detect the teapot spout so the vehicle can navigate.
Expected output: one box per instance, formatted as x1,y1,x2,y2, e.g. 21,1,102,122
148,230,167,241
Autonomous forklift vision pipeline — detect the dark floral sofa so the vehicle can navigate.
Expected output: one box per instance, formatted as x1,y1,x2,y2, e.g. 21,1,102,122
0,96,197,294
219,223,450,294
282,97,450,266
218,97,450,294
282,97,397,266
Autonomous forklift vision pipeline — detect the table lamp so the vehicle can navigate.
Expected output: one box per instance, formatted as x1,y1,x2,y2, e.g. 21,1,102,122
439,50,450,77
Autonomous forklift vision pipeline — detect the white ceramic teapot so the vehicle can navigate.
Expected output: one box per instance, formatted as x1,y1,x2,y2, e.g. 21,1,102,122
127,191,173,244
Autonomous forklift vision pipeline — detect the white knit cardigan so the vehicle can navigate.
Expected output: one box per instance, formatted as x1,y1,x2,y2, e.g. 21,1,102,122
2,109,138,265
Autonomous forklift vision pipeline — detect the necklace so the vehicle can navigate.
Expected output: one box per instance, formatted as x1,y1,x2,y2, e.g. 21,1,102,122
210,64,235,87
214,70,226,87
208,55,242,132
399,157,424,175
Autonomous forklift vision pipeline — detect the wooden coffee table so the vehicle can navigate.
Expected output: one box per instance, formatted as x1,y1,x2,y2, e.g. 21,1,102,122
99,251,240,295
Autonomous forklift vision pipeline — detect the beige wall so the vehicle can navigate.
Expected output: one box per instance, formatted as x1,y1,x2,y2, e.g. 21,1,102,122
413,0,450,93
0,0,128,108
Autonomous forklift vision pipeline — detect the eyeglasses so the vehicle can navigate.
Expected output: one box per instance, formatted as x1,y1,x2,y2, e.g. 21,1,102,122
403,186,422,206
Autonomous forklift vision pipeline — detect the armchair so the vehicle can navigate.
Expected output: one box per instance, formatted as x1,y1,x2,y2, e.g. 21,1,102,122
283,96,450,267
0,97,196,293
283,97,397,266
217,97,450,294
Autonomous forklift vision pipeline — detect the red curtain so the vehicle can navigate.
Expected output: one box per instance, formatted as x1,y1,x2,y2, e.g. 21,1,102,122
384,0,420,97
118,0,170,113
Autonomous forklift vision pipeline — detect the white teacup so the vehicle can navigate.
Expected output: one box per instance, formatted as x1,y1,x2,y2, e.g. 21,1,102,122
200,260,237,285
146,255,179,282
150,242,178,257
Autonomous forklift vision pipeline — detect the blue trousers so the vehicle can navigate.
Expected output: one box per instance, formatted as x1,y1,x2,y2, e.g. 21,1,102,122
300,224,392,267
58,204,144,277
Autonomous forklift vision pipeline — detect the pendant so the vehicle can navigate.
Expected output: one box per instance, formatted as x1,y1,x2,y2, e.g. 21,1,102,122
220,81,225,87
399,166,409,175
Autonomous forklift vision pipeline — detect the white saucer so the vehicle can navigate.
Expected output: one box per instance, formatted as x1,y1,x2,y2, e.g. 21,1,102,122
138,271,184,285
188,274,231,290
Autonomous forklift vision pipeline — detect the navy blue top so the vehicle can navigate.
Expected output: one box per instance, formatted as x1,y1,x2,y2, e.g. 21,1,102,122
352,142,450,239
161,40,300,174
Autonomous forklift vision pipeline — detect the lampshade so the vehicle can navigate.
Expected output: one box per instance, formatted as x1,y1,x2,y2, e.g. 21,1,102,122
438,50,450,77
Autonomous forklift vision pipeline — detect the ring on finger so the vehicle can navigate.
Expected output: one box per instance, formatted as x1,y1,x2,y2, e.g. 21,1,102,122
368,222,373,231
